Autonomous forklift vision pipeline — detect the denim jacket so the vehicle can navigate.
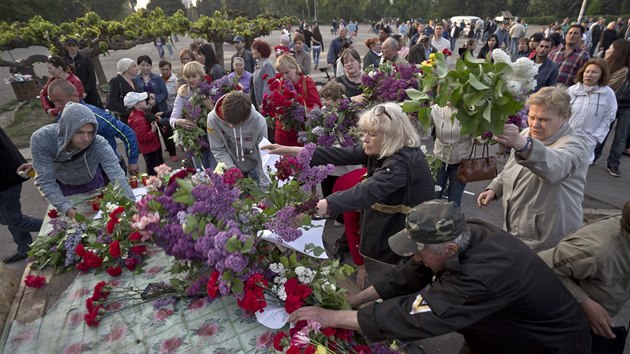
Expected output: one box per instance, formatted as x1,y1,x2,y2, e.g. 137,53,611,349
133,73,169,113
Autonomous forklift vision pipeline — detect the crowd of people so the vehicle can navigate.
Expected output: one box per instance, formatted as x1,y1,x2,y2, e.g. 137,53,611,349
1,16,629,354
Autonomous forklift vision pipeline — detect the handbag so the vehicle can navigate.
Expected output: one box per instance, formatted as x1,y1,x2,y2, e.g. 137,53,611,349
456,141,497,183
590,325,629,354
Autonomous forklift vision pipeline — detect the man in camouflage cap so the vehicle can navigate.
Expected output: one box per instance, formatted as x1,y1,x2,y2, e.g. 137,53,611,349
289,200,591,353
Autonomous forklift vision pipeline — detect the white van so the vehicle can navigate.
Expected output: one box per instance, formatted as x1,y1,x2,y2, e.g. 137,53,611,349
450,16,482,37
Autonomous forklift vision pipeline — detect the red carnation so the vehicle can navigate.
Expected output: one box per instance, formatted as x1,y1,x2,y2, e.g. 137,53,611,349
128,231,142,242
24,274,46,288
93,281,111,300
109,240,121,258
85,252,103,269
167,167,196,186
76,261,89,272
106,266,122,277
84,310,100,327
124,257,139,271
109,206,125,218
303,346,316,354
106,217,119,234
222,168,243,186
130,245,146,256
75,243,86,257
262,73,269,80
321,327,337,337
47,209,59,218
272,332,287,351
207,271,220,298
284,295,303,314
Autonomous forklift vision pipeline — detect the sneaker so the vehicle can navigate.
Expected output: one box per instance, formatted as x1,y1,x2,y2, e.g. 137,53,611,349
607,165,621,177
3,253,28,264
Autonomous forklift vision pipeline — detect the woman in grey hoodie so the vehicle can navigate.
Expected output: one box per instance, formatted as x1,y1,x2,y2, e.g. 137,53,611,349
30,102,135,218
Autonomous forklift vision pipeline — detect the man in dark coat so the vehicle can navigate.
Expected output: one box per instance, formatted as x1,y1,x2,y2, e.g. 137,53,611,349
0,127,43,263
63,38,103,108
289,200,591,354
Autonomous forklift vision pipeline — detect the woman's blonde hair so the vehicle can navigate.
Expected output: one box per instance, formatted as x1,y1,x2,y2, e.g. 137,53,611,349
528,86,572,119
358,102,421,159
177,61,205,96
275,54,302,75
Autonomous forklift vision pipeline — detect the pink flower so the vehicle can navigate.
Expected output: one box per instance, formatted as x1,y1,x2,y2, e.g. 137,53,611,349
195,323,219,336
159,337,182,353
63,342,86,354
103,326,127,342
290,331,311,348
256,331,274,349
187,298,206,310
24,274,46,288
154,308,174,321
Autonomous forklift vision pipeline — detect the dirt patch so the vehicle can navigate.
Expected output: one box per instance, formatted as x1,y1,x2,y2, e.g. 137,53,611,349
2,99,54,148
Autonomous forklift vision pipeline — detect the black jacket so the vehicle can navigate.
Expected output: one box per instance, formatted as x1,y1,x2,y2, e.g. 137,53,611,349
534,57,559,92
0,126,28,192
65,52,96,92
106,74,136,123
407,44,436,65
358,220,591,354
312,145,435,264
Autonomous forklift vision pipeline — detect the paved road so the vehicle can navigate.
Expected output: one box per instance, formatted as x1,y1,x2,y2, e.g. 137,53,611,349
2,27,629,353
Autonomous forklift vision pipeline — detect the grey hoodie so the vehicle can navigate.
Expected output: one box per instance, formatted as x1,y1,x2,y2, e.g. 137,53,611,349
31,102,134,215
207,97,269,188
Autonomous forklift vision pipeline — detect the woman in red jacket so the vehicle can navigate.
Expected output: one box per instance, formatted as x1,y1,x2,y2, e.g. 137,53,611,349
273,54,321,146
40,55,84,119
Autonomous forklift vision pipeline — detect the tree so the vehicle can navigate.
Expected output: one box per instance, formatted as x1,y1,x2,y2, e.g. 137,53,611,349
0,9,190,85
147,0,186,16
0,0,129,22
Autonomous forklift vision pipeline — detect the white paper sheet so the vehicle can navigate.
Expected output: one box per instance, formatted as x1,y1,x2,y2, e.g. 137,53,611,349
261,219,329,259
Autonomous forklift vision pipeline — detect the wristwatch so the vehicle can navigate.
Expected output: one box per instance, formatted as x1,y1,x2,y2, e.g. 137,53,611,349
515,137,533,153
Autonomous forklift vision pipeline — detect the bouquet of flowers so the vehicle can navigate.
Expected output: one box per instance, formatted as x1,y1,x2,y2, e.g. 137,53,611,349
199,75,240,103
272,320,402,353
261,73,307,131
403,48,537,137
28,183,149,276
361,61,421,103
172,94,210,164
298,97,364,147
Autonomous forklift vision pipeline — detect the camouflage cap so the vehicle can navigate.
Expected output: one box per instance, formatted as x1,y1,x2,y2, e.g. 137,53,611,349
388,200,465,256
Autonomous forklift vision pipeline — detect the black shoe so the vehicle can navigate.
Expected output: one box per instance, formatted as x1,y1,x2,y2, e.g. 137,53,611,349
607,166,621,177
3,253,28,264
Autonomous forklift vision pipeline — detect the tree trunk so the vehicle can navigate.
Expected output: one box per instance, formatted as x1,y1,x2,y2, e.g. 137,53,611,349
91,56,108,87
213,40,225,71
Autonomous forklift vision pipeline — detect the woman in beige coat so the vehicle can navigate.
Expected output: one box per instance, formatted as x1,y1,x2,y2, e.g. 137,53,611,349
477,87,590,252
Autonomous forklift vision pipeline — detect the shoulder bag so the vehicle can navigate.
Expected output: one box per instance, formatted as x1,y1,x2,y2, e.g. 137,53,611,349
457,141,497,183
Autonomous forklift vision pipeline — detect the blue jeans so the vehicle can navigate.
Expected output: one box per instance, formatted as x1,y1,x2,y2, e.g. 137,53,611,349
607,108,630,169
510,37,519,54
435,163,466,207
0,184,43,255
201,149,217,170
312,46,321,67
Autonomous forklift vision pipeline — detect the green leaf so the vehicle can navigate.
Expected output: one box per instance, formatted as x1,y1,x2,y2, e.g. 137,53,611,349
493,61,513,76
242,237,255,253
231,278,244,294
468,73,490,90
405,88,429,101
175,178,193,193
483,103,492,123
402,100,423,113
74,213,86,223
421,75,436,93
225,236,240,253
417,107,432,129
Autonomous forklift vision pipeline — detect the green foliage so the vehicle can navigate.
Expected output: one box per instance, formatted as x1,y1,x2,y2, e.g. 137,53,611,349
0,0,128,23
403,52,524,137
189,12,294,44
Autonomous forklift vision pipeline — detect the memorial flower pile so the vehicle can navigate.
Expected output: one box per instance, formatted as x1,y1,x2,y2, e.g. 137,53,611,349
261,73,307,131
298,97,364,147
134,143,334,312
28,183,149,275
361,61,421,103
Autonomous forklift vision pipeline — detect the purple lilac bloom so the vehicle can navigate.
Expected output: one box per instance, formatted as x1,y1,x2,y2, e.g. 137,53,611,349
265,206,302,242
323,113,337,128
153,297,177,309
47,217,68,236
185,274,210,297
49,246,57,253
317,134,336,147
63,229,83,267
224,253,248,273
218,278,231,297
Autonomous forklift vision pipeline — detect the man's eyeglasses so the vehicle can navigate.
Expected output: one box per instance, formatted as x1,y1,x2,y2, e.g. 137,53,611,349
374,105,393,120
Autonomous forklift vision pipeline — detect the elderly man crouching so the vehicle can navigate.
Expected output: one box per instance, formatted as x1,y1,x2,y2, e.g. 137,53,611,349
289,200,591,354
